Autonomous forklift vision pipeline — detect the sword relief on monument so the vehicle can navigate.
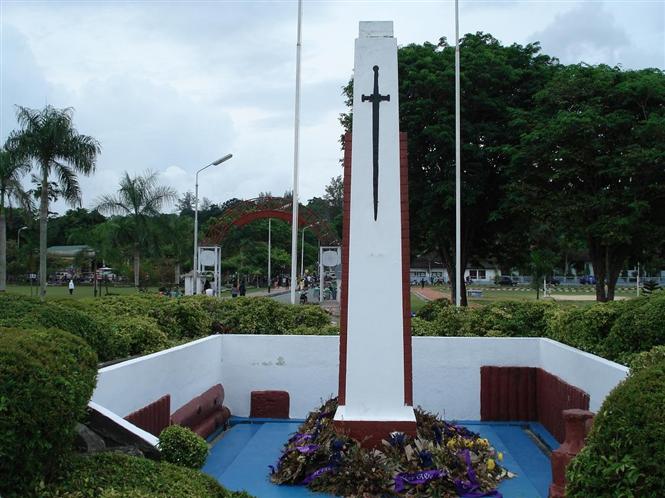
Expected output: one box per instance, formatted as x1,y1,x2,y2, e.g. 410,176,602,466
361,65,390,221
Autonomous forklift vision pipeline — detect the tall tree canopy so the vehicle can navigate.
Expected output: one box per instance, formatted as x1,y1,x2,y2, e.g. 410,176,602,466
0,147,32,291
510,64,665,301
96,170,177,287
7,105,100,300
392,33,556,303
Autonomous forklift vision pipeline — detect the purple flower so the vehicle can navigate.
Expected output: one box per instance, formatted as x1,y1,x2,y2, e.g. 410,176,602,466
388,432,406,447
295,444,320,454
394,469,446,493
419,450,434,467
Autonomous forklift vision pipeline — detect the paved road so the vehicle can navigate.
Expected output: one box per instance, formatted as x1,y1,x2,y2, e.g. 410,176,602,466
270,288,320,304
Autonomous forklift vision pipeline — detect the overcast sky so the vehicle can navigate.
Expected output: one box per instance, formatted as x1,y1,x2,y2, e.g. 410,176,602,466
1,0,663,214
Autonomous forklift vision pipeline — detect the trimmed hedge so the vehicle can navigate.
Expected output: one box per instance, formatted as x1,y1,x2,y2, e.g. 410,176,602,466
411,294,665,364
0,328,98,497
0,295,119,361
567,358,665,497
42,452,254,498
603,292,665,364
158,425,209,469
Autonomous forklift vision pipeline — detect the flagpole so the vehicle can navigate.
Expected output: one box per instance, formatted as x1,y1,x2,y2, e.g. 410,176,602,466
290,0,303,304
455,0,462,307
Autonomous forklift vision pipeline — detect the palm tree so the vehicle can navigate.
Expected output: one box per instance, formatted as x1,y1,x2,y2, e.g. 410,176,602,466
0,146,33,292
96,171,177,288
7,106,100,300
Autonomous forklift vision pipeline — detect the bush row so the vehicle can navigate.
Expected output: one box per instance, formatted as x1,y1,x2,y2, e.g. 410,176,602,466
0,294,333,362
412,292,665,364
41,452,253,498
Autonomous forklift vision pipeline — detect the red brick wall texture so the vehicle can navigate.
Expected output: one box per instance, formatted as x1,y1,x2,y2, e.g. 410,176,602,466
480,366,590,443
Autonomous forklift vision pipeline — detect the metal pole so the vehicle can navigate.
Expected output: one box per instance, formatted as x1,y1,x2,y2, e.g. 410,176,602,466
301,227,306,278
319,247,324,303
193,171,200,294
268,218,272,290
455,0,462,307
290,0,303,305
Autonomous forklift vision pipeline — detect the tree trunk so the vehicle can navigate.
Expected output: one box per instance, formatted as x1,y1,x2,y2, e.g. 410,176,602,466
39,167,49,301
0,202,6,292
133,247,140,288
439,246,468,306
174,262,180,285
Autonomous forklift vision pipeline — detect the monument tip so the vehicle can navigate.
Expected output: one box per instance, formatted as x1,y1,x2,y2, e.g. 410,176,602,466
359,21,394,38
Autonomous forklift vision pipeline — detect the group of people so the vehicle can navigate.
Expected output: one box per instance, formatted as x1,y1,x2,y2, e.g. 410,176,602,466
230,281,246,298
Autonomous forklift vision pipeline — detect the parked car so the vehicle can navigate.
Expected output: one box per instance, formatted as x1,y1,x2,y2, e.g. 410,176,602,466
498,276,517,286
546,276,561,286
579,275,596,285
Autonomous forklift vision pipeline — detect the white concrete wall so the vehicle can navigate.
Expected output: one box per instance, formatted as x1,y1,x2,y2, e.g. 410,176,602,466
91,335,629,422
92,335,223,417
539,339,629,412
412,338,541,420
220,335,339,418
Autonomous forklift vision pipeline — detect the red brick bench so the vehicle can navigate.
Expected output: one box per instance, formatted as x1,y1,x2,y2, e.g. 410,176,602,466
170,384,231,439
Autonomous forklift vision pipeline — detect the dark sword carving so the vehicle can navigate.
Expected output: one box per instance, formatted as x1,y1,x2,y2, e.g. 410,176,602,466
361,65,390,221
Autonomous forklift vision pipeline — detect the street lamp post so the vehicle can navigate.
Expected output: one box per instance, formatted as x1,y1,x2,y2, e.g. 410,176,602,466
193,154,232,294
300,223,317,279
268,218,272,292
17,226,28,249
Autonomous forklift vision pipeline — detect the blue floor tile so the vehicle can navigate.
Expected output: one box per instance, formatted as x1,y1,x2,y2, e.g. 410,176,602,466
205,421,554,498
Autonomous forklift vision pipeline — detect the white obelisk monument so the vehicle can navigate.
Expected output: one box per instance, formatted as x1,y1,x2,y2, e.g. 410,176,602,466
334,21,416,446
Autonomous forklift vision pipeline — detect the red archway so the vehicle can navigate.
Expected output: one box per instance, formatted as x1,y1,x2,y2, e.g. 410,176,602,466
203,196,340,246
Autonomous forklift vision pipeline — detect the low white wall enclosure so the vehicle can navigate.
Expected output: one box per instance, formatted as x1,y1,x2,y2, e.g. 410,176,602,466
92,335,629,423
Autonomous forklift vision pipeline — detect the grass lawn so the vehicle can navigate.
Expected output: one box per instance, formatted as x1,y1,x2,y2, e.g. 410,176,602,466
411,292,428,313
4,284,157,300
3,284,271,301
416,285,638,307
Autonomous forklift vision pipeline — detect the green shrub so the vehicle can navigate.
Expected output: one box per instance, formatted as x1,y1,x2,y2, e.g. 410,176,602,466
0,295,118,361
42,452,253,498
0,328,97,497
411,316,442,336
629,345,665,373
112,316,172,357
470,301,553,337
158,425,209,469
413,298,451,320
567,358,665,497
604,293,665,363
290,324,339,335
546,301,624,356
150,298,213,339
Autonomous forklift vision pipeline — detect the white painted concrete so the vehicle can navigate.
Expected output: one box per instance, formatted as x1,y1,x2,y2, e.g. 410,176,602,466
538,339,629,412
91,335,629,424
219,335,339,419
88,401,159,447
412,337,541,420
343,20,411,421
92,335,223,417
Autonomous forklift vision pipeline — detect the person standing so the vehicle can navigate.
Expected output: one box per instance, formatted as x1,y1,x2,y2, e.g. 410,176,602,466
239,281,246,297
68,279,75,295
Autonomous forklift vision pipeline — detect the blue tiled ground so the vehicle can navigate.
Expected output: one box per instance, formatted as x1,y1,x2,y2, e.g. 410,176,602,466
203,419,556,498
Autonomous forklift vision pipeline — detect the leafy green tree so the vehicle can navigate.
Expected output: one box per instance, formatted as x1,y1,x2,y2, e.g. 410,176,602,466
511,65,665,301
0,147,32,291
95,170,177,287
158,213,193,283
7,106,100,300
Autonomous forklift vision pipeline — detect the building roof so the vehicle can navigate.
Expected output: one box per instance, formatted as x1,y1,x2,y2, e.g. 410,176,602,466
46,245,95,258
